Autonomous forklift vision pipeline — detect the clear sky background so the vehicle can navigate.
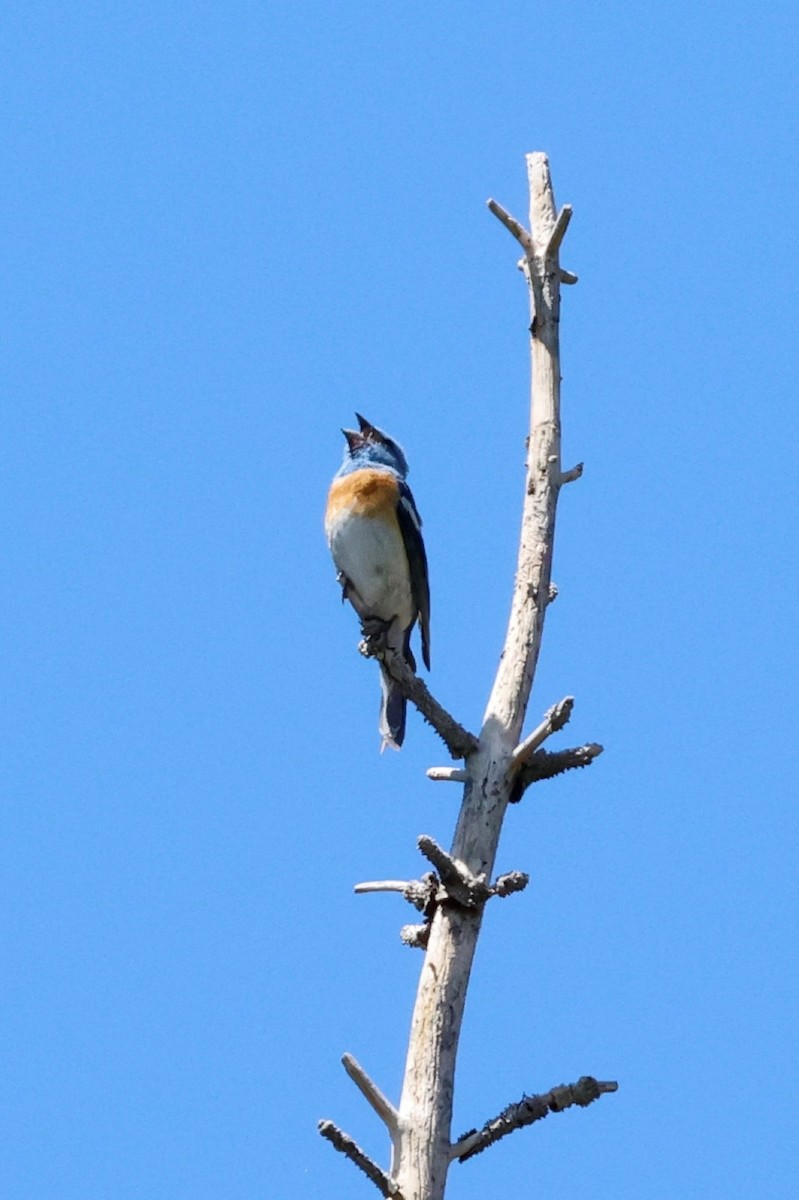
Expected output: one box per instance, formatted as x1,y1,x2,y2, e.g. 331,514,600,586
2,3,798,1197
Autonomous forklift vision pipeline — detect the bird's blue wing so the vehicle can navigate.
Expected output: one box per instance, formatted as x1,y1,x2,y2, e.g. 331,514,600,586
396,479,431,670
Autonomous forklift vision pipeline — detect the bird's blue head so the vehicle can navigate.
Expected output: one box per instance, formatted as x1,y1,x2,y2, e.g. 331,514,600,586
338,413,410,479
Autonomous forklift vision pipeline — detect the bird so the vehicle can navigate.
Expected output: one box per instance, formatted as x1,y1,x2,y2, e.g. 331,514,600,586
325,414,431,750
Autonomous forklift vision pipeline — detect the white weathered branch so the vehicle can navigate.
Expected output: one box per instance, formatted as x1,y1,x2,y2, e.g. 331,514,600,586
486,198,534,252
559,461,584,484
355,875,439,915
426,767,470,783
354,880,410,895
546,204,572,257
511,696,574,769
386,155,604,1200
342,1053,400,1139
481,152,571,743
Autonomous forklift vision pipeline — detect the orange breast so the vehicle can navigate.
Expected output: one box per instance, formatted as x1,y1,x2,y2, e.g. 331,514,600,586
326,469,400,523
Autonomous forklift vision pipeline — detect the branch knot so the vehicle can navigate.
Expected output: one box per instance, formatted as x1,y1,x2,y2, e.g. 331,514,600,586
417,835,491,910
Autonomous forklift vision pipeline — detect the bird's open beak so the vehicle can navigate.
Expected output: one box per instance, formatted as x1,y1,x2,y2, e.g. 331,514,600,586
355,413,383,442
342,427,366,452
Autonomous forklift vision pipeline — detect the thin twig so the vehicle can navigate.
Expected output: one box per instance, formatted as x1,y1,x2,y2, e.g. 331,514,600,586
318,1120,401,1197
451,1076,618,1163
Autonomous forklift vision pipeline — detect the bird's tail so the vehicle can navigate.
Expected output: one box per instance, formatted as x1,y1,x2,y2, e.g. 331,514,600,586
379,666,406,752
378,629,416,752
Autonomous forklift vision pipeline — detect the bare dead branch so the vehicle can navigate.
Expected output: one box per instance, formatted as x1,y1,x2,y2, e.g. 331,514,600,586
544,743,603,771
323,156,614,1200
511,742,603,801
342,1054,400,1138
426,767,470,782
400,922,430,950
487,198,534,252
417,835,491,909
451,1076,618,1163
545,204,573,257
354,880,410,895
359,640,479,760
355,874,439,914
480,152,569,745
511,696,574,770
416,835,464,883
491,871,529,897
558,461,584,484
318,1120,400,1197
384,155,607,1200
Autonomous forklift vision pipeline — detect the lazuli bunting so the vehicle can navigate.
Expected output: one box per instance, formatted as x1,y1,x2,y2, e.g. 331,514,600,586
325,414,431,750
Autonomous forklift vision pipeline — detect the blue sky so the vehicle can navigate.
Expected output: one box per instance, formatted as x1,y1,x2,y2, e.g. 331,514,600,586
2,3,798,1197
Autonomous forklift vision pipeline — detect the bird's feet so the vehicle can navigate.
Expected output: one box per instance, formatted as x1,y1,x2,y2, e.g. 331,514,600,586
359,616,392,658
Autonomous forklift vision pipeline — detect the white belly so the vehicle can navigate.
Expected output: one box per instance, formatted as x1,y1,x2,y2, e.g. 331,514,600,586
327,511,414,629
